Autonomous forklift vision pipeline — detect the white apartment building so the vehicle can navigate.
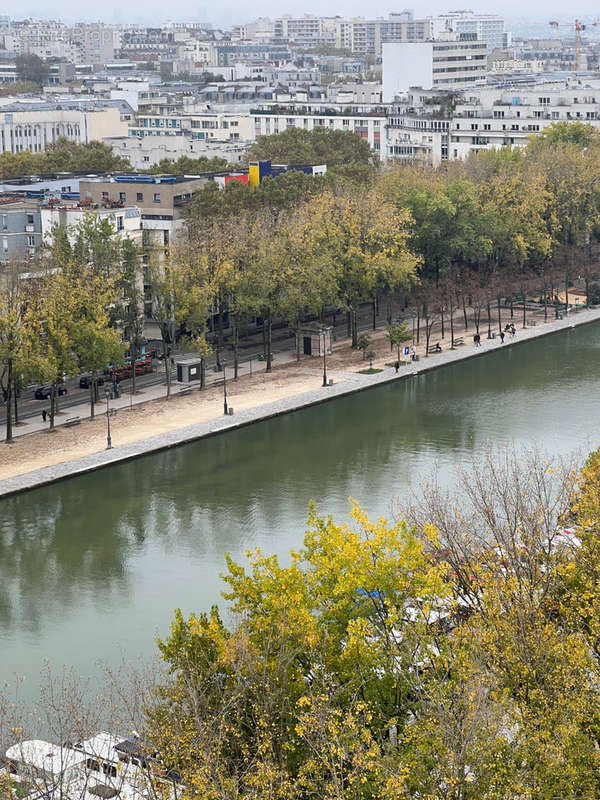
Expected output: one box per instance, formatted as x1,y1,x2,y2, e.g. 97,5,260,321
105,135,248,168
129,111,254,143
41,204,143,246
432,12,506,53
449,81,600,159
382,38,487,102
0,105,128,154
252,104,385,153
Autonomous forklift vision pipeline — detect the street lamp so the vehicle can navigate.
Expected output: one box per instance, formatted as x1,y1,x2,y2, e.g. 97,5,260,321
223,360,228,415
321,329,328,387
105,386,112,450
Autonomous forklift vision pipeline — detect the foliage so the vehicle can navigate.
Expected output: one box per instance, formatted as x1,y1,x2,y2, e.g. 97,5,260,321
0,137,129,179
246,127,374,167
15,53,48,86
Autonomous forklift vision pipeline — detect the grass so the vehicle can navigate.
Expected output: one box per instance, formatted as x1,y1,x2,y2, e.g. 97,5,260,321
357,367,383,375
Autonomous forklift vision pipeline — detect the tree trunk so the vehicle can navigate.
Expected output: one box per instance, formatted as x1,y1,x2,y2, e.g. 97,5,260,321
233,322,239,380
510,298,514,319
425,317,431,355
372,298,376,331
200,357,206,389
586,274,591,309
90,379,95,419
266,310,273,373
262,318,267,359
544,286,548,321
4,359,13,443
497,296,502,332
49,383,56,432
295,321,301,361
450,304,455,347
216,303,224,371
462,296,468,331
13,386,18,425
346,310,351,338
351,306,358,348
441,308,445,339
416,308,420,344
522,292,527,329
163,341,171,397
131,342,137,396
487,303,492,338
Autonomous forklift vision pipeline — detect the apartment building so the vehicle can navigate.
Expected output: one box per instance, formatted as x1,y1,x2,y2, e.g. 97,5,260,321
106,135,248,168
252,103,385,153
129,111,254,143
432,12,506,53
0,198,42,261
382,37,488,102
0,104,128,154
449,81,600,159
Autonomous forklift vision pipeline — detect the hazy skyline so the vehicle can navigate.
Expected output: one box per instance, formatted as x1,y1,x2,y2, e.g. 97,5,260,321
2,2,599,30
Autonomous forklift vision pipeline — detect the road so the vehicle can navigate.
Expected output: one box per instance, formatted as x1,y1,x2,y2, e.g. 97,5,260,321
0,301,406,426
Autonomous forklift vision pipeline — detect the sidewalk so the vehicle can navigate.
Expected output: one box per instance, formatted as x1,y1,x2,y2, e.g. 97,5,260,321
9,349,299,439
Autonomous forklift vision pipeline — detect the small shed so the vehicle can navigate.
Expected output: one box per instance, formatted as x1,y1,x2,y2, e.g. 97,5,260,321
176,356,203,383
299,324,333,357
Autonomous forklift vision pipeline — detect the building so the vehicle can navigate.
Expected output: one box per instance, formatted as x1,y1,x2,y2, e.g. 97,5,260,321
251,102,385,153
382,37,487,101
0,103,129,154
105,135,249,168
0,197,42,261
432,12,506,53
128,109,254,143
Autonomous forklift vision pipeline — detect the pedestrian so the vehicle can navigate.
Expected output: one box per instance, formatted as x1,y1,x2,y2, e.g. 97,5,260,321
510,324,516,337
394,360,399,373
42,408,47,423
499,330,505,344
474,333,481,347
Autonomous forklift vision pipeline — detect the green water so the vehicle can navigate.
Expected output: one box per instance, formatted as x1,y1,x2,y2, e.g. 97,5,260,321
1,323,599,696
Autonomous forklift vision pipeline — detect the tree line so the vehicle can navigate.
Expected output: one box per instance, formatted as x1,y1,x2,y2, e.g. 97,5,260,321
3,122,600,443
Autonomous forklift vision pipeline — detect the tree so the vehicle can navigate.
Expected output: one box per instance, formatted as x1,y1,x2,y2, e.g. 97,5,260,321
386,320,410,362
0,265,36,443
117,239,145,396
15,53,49,86
246,127,374,167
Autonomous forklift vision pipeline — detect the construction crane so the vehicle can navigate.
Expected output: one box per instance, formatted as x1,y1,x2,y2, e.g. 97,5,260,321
547,19,586,70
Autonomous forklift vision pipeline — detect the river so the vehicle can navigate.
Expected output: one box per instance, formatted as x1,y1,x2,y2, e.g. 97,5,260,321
1,322,599,698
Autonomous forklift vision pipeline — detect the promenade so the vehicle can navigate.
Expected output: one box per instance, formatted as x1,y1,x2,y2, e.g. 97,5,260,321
1,306,599,498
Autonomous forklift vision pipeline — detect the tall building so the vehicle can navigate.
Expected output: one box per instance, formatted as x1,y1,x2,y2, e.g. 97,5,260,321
383,37,487,101
432,12,505,53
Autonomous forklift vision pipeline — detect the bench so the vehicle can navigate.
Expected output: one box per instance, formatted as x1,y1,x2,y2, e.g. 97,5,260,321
527,319,537,326
452,337,465,347
65,416,81,427
426,344,442,354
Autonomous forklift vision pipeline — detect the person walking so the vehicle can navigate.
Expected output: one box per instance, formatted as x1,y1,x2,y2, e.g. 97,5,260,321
394,361,399,373
510,324,516,337
499,330,505,344
42,408,47,423
474,333,481,347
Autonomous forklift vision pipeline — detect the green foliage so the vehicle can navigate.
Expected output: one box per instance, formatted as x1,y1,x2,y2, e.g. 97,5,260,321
15,53,48,86
146,154,231,174
246,126,374,167
0,81,39,96
0,137,129,179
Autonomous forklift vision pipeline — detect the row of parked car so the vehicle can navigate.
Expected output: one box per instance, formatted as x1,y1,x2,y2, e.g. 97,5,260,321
32,353,157,400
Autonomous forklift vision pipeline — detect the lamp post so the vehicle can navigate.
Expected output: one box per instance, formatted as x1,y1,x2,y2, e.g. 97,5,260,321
105,386,112,450
223,360,228,415
321,329,328,387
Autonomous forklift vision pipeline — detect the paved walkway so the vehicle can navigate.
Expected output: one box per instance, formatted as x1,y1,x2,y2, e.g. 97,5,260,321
1,307,599,499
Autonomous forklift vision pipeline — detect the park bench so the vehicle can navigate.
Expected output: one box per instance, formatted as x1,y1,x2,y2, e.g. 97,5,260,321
65,416,81,427
452,337,465,347
527,319,537,327
426,344,442,354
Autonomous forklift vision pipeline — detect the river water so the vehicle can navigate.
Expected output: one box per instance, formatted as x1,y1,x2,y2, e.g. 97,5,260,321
1,322,599,697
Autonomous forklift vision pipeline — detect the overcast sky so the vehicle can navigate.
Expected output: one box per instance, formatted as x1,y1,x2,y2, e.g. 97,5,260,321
2,1,598,31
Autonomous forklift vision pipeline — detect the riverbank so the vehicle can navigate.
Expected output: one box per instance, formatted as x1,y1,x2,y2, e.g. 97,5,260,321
1,306,599,498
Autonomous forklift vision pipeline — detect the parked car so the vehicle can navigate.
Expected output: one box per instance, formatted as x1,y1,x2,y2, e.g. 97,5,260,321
79,373,105,389
34,384,68,400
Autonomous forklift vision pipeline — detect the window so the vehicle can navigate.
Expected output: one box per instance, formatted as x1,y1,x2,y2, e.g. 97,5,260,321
27,235,35,246
119,192,126,201
26,214,34,225
1,215,6,230
136,192,143,201
143,156,150,162
101,191,109,201
153,193,161,203
2,237,7,252
116,216,124,231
